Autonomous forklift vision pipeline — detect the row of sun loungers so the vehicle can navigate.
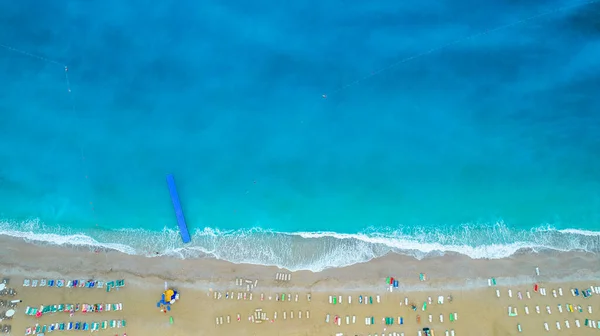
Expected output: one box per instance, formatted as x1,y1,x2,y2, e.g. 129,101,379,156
496,285,599,299
275,273,291,281
24,303,123,316
0,300,19,308
540,319,600,331
25,320,126,334
330,294,382,305
212,291,309,302
234,278,258,292
0,288,16,297
324,313,458,326
215,310,311,325
22,279,125,291
350,330,455,336
508,303,595,316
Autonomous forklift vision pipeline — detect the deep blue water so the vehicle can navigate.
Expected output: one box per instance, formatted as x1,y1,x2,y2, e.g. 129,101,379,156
1,0,599,270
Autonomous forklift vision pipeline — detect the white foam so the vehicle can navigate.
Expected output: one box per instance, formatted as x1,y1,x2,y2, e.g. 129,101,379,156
1,218,599,272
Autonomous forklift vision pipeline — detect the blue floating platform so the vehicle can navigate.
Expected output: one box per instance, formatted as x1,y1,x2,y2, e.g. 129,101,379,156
166,174,191,243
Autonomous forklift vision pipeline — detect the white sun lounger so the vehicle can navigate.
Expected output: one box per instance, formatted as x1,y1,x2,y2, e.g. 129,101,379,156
283,311,287,320
544,322,549,331
352,315,356,323
298,310,302,319
295,294,298,302
306,310,310,319
338,295,342,304
558,288,563,296
376,295,380,303
346,315,350,324
348,295,352,304
556,321,561,330
565,320,570,328
216,317,220,325
23,279,30,287
508,289,512,297
329,295,332,304
575,319,580,328
325,314,329,323
32,280,38,287
290,311,294,319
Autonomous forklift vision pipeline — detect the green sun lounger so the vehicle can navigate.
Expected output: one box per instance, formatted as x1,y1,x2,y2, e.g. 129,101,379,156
116,279,125,287
91,322,99,331
51,305,58,313
57,304,64,311
101,321,108,329
110,320,117,328
106,281,115,292
122,320,126,327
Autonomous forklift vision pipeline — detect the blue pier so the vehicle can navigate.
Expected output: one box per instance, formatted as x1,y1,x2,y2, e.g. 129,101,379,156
166,174,191,243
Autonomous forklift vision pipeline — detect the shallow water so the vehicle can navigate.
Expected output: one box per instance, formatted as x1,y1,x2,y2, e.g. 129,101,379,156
1,0,599,271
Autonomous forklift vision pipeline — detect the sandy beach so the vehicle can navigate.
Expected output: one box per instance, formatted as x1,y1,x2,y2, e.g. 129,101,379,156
1,236,600,336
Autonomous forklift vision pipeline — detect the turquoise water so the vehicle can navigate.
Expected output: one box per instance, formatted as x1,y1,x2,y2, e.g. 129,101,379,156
1,0,599,270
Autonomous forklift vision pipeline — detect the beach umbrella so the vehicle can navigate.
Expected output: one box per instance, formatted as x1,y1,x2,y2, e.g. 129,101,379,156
0,283,5,290
5,309,15,317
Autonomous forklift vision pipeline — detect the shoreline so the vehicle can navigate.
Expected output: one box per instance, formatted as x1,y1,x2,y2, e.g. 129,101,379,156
2,235,600,335
2,235,600,288
3,218,600,274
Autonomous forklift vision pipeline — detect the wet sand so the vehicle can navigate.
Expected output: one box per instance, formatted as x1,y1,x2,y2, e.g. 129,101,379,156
1,235,600,335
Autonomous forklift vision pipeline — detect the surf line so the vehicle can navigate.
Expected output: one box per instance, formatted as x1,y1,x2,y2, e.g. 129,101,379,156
0,44,98,224
323,0,600,97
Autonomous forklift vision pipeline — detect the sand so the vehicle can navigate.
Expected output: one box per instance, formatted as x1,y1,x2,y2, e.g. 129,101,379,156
1,235,600,336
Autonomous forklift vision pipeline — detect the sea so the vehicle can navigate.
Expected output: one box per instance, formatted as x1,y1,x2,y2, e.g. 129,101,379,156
1,0,599,272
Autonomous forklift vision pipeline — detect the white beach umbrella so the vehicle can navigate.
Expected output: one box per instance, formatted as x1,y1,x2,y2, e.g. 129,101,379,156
5,309,15,317
0,283,5,290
